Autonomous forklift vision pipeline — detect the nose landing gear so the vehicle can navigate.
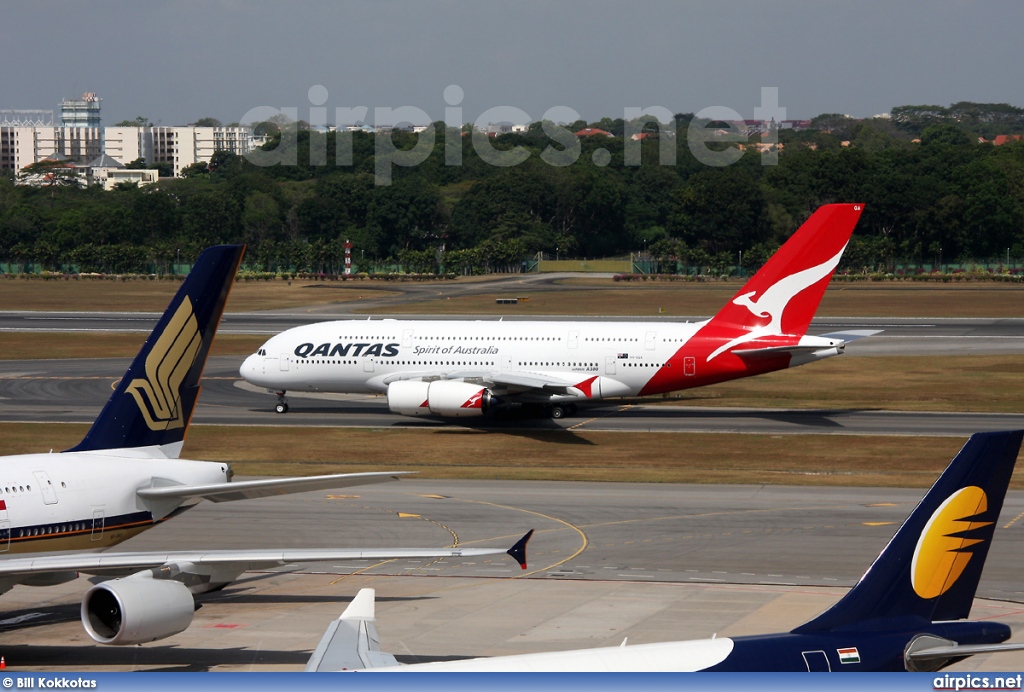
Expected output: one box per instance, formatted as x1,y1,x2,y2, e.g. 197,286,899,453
274,391,289,414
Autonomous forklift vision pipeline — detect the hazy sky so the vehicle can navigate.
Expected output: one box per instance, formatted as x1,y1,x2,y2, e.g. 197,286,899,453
3,0,1022,127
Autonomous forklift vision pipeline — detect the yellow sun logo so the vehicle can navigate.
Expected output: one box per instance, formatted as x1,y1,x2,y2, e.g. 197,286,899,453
911,486,992,599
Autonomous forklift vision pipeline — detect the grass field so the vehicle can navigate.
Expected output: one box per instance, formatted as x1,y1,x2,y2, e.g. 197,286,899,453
373,282,1024,318
0,332,266,360
0,276,401,312
0,422,1007,489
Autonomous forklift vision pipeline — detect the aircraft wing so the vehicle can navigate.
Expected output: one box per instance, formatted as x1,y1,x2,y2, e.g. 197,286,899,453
383,370,585,395
136,471,412,503
0,532,533,581
0,545,513,580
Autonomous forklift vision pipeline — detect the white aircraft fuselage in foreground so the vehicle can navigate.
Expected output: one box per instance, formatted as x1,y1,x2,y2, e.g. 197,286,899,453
242,204,876,419
0,245,523,647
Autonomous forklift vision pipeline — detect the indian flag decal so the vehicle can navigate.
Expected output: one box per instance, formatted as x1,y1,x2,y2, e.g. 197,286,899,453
837,647,860,664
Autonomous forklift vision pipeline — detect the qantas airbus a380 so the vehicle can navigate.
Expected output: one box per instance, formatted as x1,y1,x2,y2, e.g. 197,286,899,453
241,204,875,419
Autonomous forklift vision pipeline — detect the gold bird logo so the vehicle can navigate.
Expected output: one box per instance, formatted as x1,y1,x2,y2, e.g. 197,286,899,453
911,486,992,599
126,298,201,431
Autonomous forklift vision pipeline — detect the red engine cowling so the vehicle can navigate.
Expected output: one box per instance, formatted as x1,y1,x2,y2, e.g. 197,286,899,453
387,380,496,417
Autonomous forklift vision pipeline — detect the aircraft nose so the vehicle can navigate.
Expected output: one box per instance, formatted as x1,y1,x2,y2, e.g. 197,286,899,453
240,354,258,379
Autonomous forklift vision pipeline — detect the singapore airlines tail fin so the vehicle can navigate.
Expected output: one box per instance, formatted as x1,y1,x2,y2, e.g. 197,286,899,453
794,430,1023,635
701,203,863,361
66,245,245,457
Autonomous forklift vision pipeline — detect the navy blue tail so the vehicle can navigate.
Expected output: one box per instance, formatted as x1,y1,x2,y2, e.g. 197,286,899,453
66,245,245,455
793,430,1023,634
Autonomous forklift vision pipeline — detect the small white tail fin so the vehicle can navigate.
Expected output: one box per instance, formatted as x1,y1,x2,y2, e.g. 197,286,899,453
305,588,399,671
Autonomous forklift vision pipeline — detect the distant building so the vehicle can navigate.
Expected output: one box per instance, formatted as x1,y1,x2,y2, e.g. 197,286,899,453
103,126,254,176
0,126,102,172
993,134,1024,146
3,124,255,178
61,92,102,128
87,155,159,190
575,128,613,137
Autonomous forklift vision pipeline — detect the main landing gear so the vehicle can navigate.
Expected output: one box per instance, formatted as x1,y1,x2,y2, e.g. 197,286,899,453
548,403,578,419
274,391,289,414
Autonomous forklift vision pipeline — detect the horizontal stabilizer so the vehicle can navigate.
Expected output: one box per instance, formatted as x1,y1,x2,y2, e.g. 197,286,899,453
137,471,411,503
908,641,1024,663
817,329,883,342
732,345,836,360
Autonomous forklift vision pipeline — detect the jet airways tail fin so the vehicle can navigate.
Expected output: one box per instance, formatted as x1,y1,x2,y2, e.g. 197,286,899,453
66,245,245,457
793,430,1023,634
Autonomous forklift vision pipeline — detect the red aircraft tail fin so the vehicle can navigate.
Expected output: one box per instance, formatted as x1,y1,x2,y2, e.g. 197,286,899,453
639,204,863,395
707,203,864,353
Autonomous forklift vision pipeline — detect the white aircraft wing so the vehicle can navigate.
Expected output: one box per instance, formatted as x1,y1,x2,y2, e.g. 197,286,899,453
382,370,584,395
0,545,512,580
136,471,412,503
0,531,533,581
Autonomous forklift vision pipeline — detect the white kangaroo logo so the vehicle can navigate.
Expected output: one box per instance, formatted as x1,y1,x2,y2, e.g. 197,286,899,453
707,244,847,361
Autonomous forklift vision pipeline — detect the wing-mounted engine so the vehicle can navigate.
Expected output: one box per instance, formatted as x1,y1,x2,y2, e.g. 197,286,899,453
387,380,499,417
81,573,195,645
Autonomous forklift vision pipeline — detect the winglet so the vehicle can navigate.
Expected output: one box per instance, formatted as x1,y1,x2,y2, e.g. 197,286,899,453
65,245,245,457
507,530,534,570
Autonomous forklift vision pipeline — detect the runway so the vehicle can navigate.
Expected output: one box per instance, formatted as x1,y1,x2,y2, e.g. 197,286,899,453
3,479,1024,671
2,356,1023,435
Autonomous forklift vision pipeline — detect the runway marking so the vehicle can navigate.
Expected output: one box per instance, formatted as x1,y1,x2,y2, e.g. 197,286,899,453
325,505,464,584
1003,510,1024,529
568,404,633,431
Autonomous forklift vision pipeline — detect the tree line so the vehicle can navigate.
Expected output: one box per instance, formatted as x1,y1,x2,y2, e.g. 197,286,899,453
1,103,1023,275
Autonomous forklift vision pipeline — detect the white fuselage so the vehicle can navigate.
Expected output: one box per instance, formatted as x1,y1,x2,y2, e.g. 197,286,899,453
242,319,707,395
367,637,736,672
241,318,842,403
0,450,228,568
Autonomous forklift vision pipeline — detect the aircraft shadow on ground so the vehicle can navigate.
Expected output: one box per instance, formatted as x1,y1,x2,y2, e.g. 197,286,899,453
586,405,882,429
0,644,309,671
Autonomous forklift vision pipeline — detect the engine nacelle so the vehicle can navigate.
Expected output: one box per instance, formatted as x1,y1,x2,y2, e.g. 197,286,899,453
81,576,195,645
388,380,497,417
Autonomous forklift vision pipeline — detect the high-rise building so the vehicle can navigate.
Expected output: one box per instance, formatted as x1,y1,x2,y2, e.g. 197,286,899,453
0,126,102,172
60,92,102,128
103,126,254,176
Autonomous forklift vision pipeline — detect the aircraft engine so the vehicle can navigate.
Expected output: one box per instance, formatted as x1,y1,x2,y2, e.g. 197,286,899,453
81,575,195,645
387,380,497,417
